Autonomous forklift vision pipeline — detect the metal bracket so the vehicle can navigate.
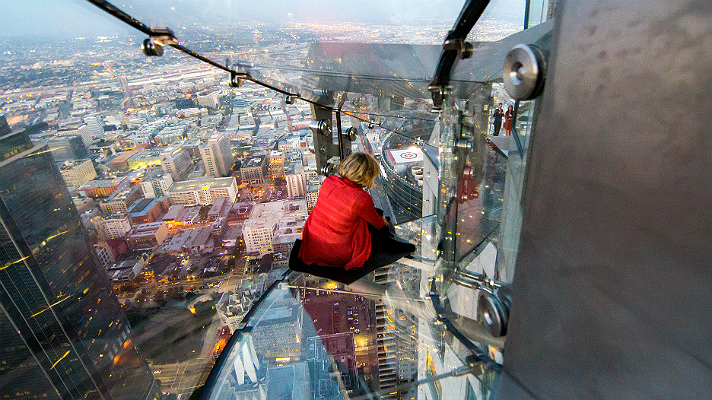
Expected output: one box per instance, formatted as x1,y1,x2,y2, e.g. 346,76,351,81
503,44,548,100
429,0,490,111
309,119,332,136
343,127,358,142
451,269,511,337
443,38,475,59
229,71,244,88
141,29,178,57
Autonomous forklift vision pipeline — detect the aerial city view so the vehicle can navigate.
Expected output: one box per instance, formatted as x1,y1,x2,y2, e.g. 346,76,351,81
0,1,528,399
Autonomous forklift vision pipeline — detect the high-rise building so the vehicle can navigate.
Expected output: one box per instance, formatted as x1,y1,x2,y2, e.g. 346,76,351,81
57,124,92,148
0,124,159,399
100,186,142,214
243,202,283,255
100,215,132,240
94,241,117,269
167,176,237,206
46,135,88,162
0,113,10,136
196,91,220,109
285,173,307,198
83,114,104,138
140,168,174,198
58,159,97,187
268,150,285,181
243,200,306,255
306,183,320,210
240,155,268,185
379,143,425,224
160,146,192,181
200,133,234,178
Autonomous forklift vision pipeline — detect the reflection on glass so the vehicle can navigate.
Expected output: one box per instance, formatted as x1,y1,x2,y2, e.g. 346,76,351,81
525,0,557,28
205,217,498,399
0,125,159,400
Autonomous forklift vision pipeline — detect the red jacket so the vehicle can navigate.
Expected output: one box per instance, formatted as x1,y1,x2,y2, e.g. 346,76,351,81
299,176,386,270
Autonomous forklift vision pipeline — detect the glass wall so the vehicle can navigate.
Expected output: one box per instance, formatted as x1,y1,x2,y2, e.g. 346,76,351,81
0,0,553,398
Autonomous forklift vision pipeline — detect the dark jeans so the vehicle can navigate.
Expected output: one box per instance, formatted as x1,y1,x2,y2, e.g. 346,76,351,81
493,122,501,136
289,215,416,284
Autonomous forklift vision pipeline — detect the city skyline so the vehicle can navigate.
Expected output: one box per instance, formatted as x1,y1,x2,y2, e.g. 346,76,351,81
1,0,526,39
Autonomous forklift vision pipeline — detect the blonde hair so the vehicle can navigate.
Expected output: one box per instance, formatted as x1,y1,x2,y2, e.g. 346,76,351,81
337,152,380,189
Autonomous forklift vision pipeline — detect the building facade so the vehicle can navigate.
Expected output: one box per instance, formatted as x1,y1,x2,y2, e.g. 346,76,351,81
46,135,87,162
268,150,285,181
243,200,306,255
208,197,230,222
243,202,282,254
140,168,174,198
127,149,162,170
160,146,192,181
200,133,233,178
57,123,92,147
83,114,104,138
77,179,120,198
100,186,142,214
168,176,237,206
126,222,169,250
240,155,267,185
94,241,117,269
58,159,97,187
0,125,159,400
101,214,132,240
379,141,425,224
126,197,170,225
197,91,220,109
306,183,320,210
285,173,307,198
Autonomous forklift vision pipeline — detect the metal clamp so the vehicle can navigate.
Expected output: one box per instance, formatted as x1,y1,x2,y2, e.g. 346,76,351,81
503,44,547,100
343,127,358,141
142,38,164,56
428,86,452,113
321,162,337,176
452,269,511,337
443,38,474,59
229,72,244,88
141,31,178,57
309,119,332,136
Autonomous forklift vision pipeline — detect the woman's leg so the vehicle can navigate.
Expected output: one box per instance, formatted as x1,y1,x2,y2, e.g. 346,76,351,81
335,227,416,284
360,222,416,272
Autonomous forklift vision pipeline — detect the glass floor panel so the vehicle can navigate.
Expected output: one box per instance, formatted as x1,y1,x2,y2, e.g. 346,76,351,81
202,216,503,400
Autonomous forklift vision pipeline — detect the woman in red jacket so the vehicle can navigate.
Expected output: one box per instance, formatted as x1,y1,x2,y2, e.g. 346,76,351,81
290,152,415,284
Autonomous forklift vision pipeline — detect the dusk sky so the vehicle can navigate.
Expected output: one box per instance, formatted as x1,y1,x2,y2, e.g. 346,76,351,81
1,0,526,39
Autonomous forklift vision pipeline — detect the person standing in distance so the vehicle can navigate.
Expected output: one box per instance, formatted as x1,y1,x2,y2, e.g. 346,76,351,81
504,104,514,137
493,103,504,136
